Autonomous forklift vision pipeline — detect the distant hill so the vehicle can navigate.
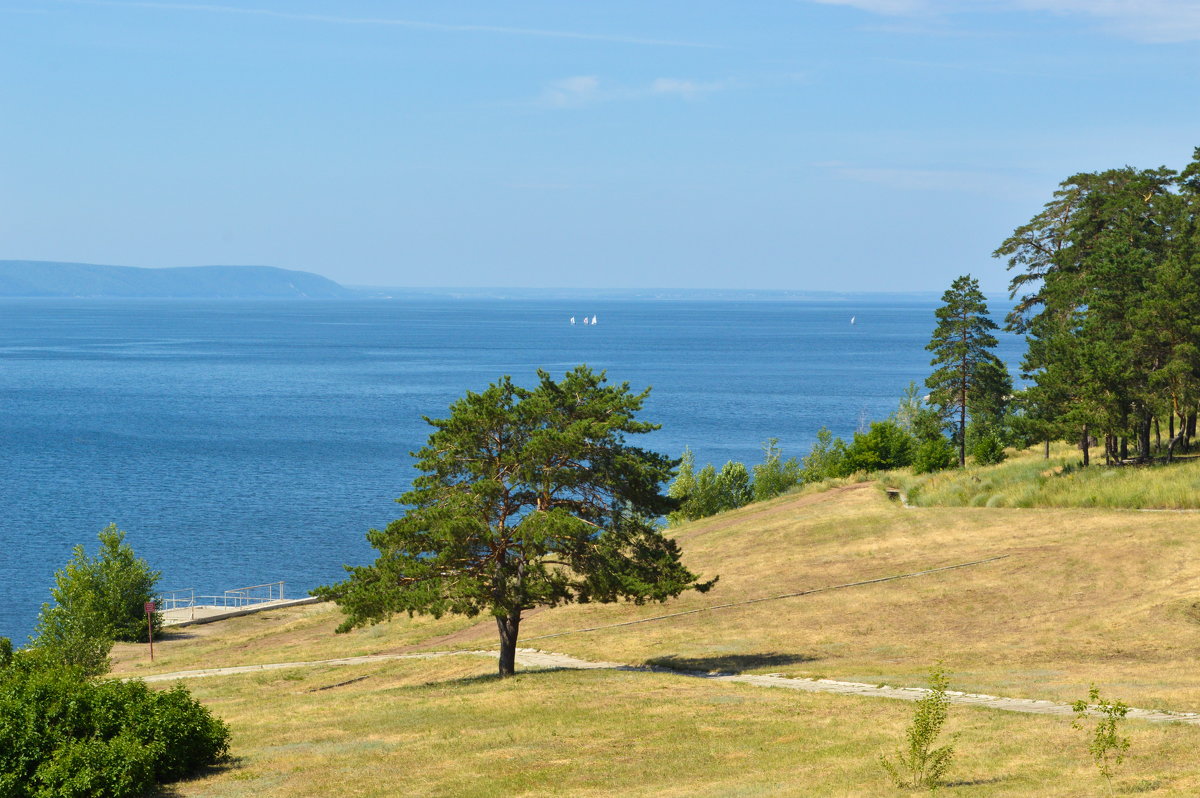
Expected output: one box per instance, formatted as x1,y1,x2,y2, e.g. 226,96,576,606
0,261,353,298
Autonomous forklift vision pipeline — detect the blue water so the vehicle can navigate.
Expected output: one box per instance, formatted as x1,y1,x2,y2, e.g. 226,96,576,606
0,298,1024,643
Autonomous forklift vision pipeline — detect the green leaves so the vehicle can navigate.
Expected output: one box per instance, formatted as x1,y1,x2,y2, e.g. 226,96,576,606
880,666,956,791
30,525,161,676
926,274,1010,467
1072,685,1130,794
318,366,713,672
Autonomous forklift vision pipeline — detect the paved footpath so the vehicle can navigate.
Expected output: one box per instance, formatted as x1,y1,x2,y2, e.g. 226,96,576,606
135,648,1200,726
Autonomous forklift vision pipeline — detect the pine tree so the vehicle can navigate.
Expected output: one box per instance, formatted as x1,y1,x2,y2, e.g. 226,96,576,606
316,366,715,677
926,275,1009,467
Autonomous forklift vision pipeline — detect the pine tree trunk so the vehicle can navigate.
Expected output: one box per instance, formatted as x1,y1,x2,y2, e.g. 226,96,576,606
1139,415,1152,463
958,397,967,468
1044,438,1050,459
496,613,521,677
1081,424,1090,467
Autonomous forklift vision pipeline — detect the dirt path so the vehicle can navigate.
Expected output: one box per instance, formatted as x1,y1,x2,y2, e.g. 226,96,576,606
135,648,1200,726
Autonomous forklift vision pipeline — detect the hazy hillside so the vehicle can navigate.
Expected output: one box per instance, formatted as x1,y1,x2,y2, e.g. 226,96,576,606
0,261,353,298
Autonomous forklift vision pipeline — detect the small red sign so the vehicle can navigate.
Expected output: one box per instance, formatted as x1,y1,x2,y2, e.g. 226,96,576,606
144,601,156,615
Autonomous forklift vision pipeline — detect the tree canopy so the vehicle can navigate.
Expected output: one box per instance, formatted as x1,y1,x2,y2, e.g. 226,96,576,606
926,275,1011,467
316,366,714,676
996,150,1200,464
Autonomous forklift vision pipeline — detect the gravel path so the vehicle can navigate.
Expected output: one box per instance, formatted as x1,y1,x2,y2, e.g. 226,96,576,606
134,648,1200,726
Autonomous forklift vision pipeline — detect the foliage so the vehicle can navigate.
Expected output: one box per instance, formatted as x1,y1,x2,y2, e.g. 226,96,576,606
912,436,956,475
926,274,1011,468
668,441,799,525
316,366,715,675
968,423,1008,466
879,666,956,791
1072,685,1130,794
843,420,915,473
752,438,802,502
0,656,229,798
801,427,849,483
996,152,1200,465
31,525,161,676
667,447,699,525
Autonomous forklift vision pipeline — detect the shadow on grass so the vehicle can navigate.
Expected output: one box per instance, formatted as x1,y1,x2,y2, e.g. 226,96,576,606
942,776,1009,788
151,757,246,797
645,652,818,674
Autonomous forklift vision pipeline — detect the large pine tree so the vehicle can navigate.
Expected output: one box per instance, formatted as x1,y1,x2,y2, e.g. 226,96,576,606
316,366,714,676
926,275,1009,467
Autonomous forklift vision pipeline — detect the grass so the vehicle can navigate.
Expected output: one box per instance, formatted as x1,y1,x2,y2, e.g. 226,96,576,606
114,476,1200,708
154,657,1200,797
883,443,1200,509
100,455,1200,794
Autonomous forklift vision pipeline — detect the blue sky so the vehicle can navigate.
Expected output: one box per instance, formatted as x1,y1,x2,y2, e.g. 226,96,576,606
1,1,1199,292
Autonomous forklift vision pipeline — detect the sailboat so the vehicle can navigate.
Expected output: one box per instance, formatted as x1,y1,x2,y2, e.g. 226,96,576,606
570,316,576,325
591,315,598,325
850,316,856,325
582,316,590,325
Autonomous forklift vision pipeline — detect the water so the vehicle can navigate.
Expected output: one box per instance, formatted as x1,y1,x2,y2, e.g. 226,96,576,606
0,297,1024,643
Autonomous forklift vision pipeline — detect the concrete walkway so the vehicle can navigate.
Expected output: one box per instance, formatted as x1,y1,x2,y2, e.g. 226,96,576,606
134,648,1200,726
161,597,321,627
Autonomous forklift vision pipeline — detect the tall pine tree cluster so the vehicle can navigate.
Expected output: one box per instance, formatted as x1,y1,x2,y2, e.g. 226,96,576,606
996,148,1200,465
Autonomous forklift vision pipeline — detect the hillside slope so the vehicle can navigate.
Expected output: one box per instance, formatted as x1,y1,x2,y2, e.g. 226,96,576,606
0,260,353,298
114,478,1200,708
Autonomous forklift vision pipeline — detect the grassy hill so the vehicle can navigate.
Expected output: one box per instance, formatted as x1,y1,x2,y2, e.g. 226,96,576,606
109,452,1200,795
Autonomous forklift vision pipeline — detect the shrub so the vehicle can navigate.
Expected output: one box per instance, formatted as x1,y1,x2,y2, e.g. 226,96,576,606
0,656,229,798
880,666,956,791
802,427,849,483
1072,685,1130,793
32,525,161,674
912,436,956,474
752,439,801,501
668,452,753,522
971,429,1007,466
844,420,915,473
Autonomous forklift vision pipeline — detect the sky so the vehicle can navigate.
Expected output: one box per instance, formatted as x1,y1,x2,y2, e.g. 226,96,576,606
1,1,1199,292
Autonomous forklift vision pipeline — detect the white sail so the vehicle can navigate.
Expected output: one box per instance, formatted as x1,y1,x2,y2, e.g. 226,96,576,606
592,315,598,325
570,316,575,324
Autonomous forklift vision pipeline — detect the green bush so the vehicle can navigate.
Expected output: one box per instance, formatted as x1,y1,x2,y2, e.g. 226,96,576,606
880,666,956,791
0,656,229,798
752,439,801,501
844,420,915,473
667,451,755,523
802,427,849,483
912,436,956,474
971,430,1008,466
32,525,161,675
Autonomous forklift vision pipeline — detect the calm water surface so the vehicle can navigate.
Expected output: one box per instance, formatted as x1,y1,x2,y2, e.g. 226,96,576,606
0,298,1023,642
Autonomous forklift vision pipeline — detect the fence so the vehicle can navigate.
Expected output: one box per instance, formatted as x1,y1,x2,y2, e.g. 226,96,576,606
159,582,286,620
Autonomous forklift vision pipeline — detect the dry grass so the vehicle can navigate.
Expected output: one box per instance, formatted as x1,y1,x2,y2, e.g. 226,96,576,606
106,470,1200,794
115,476,1200,709
154,656,1200,797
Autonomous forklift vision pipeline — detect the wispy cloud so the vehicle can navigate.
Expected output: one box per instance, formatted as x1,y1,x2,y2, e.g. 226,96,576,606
50,0,717,48
542,76,602,108
804,0,1200,42
537,76,729,108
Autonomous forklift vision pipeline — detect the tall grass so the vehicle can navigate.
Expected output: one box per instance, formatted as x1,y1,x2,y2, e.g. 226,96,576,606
884,445,1200,509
